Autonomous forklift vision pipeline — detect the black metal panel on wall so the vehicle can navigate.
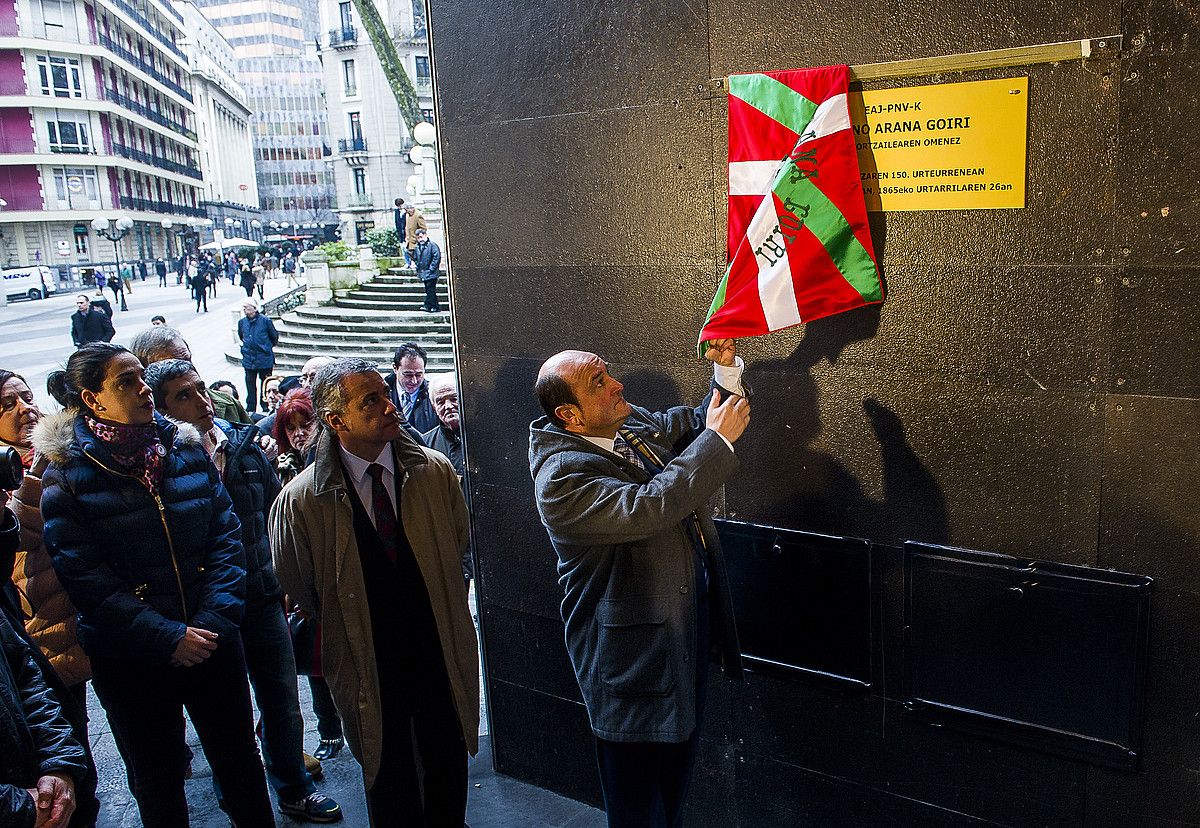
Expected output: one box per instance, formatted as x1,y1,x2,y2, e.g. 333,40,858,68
429,0,1198,818
904,542,1152,769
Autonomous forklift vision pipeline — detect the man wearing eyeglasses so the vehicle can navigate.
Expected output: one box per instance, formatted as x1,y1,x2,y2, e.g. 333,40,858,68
385,343,437,432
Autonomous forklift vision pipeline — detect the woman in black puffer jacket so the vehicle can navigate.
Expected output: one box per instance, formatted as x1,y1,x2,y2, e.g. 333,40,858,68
35,343,275,828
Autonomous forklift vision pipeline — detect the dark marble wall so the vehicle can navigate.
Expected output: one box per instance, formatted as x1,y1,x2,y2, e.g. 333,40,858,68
429,0,1199,822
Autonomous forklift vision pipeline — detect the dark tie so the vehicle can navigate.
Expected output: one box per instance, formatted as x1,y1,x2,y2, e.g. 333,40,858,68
367,463,398,564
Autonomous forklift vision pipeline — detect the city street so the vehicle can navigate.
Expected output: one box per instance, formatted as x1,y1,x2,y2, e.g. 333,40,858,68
1,274,293,410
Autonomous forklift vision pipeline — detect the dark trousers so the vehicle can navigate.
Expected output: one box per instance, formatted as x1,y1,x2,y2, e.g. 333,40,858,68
308,675,343,740
422,279,440,312
365,697,467,828
244,368,272,413
214,601,313,804
91,640,275,828
194,288,207,312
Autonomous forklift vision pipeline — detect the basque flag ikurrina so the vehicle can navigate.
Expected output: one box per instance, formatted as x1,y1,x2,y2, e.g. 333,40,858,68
699,64,883,352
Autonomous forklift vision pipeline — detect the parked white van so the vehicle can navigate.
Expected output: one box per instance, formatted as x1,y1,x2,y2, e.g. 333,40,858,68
2,265,57,301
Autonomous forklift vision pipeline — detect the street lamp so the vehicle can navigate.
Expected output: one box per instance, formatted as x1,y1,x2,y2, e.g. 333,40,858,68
91,215,134,311
250,219,262,242
161,218,176,259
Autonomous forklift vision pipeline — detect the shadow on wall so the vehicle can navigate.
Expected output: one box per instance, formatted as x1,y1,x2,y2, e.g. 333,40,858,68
741,299,949,546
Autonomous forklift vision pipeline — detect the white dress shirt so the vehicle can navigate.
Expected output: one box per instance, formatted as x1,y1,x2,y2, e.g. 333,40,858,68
338,442,397,527
203,424,230,477
581,357,746,459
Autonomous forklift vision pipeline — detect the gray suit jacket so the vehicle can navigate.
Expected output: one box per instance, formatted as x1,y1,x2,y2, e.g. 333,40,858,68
529,397,743,743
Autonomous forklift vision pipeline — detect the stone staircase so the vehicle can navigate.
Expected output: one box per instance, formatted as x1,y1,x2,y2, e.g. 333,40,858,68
227,270,453,374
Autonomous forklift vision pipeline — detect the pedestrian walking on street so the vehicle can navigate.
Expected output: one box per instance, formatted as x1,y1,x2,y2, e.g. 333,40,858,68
70,295,115,347
189,259,208,313
238,300,279,413
282,253,298,288
413,229,443,313
92,269,106,296
138,260,148,282
155,258,168,287
39,344,277,828
107,269,124,307
240,258,257,298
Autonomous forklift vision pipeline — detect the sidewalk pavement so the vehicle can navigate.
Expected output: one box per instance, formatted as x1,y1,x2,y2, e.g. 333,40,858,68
89,678,604,827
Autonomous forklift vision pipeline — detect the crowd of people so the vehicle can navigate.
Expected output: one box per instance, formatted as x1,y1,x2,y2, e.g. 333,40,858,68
11,238,741,828
0,325,468,826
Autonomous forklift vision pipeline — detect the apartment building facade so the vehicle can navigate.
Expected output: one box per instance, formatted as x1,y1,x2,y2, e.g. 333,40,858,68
318,0,432,245
192,0,337,243
0,0,204,270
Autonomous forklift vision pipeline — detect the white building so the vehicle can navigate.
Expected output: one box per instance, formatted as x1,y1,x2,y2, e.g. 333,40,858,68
317,0,433,245
0,0,204,272
174,0,259,240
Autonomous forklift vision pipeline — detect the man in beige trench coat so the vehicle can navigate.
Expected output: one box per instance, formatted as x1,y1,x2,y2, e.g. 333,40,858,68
270,358,479,827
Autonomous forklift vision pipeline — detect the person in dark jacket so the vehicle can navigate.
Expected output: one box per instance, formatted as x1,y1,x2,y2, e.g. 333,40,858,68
239,258,256,298
155,258,167,287
68,297,114,348
35,343,275,828
237,300,279,414
419,373,463,477
146,359,342,823
383,343,437,432
0,581,87,828
1,369,99,828
419,373,472,583
529,339,750,828
188,260,207,313
411,229,443,313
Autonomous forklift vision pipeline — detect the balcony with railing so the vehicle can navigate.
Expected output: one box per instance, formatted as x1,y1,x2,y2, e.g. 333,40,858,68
343,193,373,209
118,194,205,217
103,0,186,62
328,26,357,48
99,32,193,102
111,141,202,179
103,87,197,141
337,137,367,153
49,144,97,154
413,77,432,95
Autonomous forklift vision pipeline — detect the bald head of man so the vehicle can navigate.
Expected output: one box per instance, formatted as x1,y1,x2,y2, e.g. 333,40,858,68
300,356,335,388
535,350,632,439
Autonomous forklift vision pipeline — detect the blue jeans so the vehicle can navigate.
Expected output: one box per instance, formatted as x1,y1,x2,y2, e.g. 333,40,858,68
215,600,315,804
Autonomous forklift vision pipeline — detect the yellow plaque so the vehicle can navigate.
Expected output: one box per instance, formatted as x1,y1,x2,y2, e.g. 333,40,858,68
850,77,1028,212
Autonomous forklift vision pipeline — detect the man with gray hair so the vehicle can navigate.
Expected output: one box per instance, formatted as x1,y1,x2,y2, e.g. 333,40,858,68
269,358,479,826
130,326,252,425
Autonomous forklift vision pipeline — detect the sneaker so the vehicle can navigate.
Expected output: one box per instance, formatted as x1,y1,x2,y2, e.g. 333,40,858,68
303,751,323,780
279,791,343,823
313,737,343,761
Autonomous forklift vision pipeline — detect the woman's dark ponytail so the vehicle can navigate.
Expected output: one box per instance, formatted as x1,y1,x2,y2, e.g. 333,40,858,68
51,343,130,412
46,370,74,408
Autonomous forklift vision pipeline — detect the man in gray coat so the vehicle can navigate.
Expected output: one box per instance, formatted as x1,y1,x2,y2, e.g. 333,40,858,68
529,339,750,828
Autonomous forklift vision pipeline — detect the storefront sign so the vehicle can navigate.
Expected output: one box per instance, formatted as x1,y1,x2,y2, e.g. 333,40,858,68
851,77,1028,211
